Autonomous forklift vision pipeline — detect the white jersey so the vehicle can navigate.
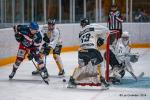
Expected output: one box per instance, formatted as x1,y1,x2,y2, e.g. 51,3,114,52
79,24,110,49
114,38,131,63
41,25,62,49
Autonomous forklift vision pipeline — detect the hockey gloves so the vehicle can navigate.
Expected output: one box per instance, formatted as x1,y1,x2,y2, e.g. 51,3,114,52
43,46,51,56
130,54,139,63
43,34,50,43
97,37,104,47
27,53,34,60
42,43,52,56
15,33,25,43
27,50,37,60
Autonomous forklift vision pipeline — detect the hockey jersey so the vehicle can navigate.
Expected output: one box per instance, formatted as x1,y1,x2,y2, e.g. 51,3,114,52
16,25,42,48
114,38,131,63
41,25,62,49
79,24,110,49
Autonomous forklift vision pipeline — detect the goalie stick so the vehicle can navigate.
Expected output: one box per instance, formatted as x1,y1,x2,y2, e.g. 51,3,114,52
129,71,144,81
136,72,144,80
31,60,49,85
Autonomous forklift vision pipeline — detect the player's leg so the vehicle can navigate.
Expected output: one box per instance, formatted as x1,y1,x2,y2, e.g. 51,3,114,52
68,49,109,88
32,54,44,75
94,50,109,87
32,47,46,75
68,49,91,88
33,51,49,79
104,50,125,84
9,44,27,79
53,45,65,76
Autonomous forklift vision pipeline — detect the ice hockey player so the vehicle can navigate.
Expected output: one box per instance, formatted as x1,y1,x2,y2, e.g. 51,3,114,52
9,22,49,79
32,19,65,76
106,31,139,84
67,18,110,88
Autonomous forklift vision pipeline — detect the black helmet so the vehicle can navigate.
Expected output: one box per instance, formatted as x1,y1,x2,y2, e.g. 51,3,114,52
80,18,90,27
48,19,55,25
111,4,117,11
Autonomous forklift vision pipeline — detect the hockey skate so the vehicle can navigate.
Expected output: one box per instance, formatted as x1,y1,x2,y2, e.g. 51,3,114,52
110,77,121,84
58,69,65,76
100,77,109,90
32,70,40,75
9,67,17,79
9,71,16,79
67,76,77,88
32,69,49,77
40,67,49,79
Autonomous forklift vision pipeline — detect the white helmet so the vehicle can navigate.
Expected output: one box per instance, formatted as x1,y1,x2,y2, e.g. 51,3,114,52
122,31,129,38
122,31,129,46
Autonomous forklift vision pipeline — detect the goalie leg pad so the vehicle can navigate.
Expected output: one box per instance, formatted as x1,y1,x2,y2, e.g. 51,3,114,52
73,61,98,81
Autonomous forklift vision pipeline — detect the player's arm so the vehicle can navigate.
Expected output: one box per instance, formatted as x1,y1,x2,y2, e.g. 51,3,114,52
49,30,60,49
13,25,26,43
95,25,110,44
115,11,123,22
33,31,43,47
42,30,60,56
42,26,50,43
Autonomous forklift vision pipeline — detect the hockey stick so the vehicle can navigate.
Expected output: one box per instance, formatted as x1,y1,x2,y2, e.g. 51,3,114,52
31,60,49,85
129,72,137,81
136,72,144,80
128,71,144,81
44,55,47,68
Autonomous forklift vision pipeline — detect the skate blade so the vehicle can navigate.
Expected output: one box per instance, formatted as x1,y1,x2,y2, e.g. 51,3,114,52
101,85,109,90
67,84,77,88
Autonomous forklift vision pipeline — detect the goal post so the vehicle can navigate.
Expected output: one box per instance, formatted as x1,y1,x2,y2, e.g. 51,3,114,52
105,30,121,82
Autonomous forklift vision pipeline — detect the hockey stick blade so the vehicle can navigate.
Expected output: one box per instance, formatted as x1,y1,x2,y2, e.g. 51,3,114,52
137,72,144,80
32,60,49,85
130,72,144,81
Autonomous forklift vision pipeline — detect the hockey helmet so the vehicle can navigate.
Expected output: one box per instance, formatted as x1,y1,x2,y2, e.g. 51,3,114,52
48,19,55,25
80,18,90,27
29,22,39,30
122,31,129,38
111,4,117,11
122,31,129,45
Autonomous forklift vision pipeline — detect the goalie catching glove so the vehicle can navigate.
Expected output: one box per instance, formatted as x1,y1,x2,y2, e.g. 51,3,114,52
130,54,139,63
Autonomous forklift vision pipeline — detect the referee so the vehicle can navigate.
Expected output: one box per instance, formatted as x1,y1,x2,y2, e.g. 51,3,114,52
107,5,123,42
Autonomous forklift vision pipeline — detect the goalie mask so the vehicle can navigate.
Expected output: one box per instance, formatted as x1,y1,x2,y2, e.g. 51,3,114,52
122,31,129,46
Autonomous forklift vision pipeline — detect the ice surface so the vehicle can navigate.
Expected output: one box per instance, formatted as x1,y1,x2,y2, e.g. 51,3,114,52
0,48,150,100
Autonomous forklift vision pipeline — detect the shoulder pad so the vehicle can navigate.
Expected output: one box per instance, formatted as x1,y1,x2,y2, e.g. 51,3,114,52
18,25,30,35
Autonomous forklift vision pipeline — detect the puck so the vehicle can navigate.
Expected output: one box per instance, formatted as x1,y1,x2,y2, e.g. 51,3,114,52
63,79,66,82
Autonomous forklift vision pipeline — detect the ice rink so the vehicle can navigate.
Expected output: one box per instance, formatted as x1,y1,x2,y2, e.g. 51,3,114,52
0,48,150,100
